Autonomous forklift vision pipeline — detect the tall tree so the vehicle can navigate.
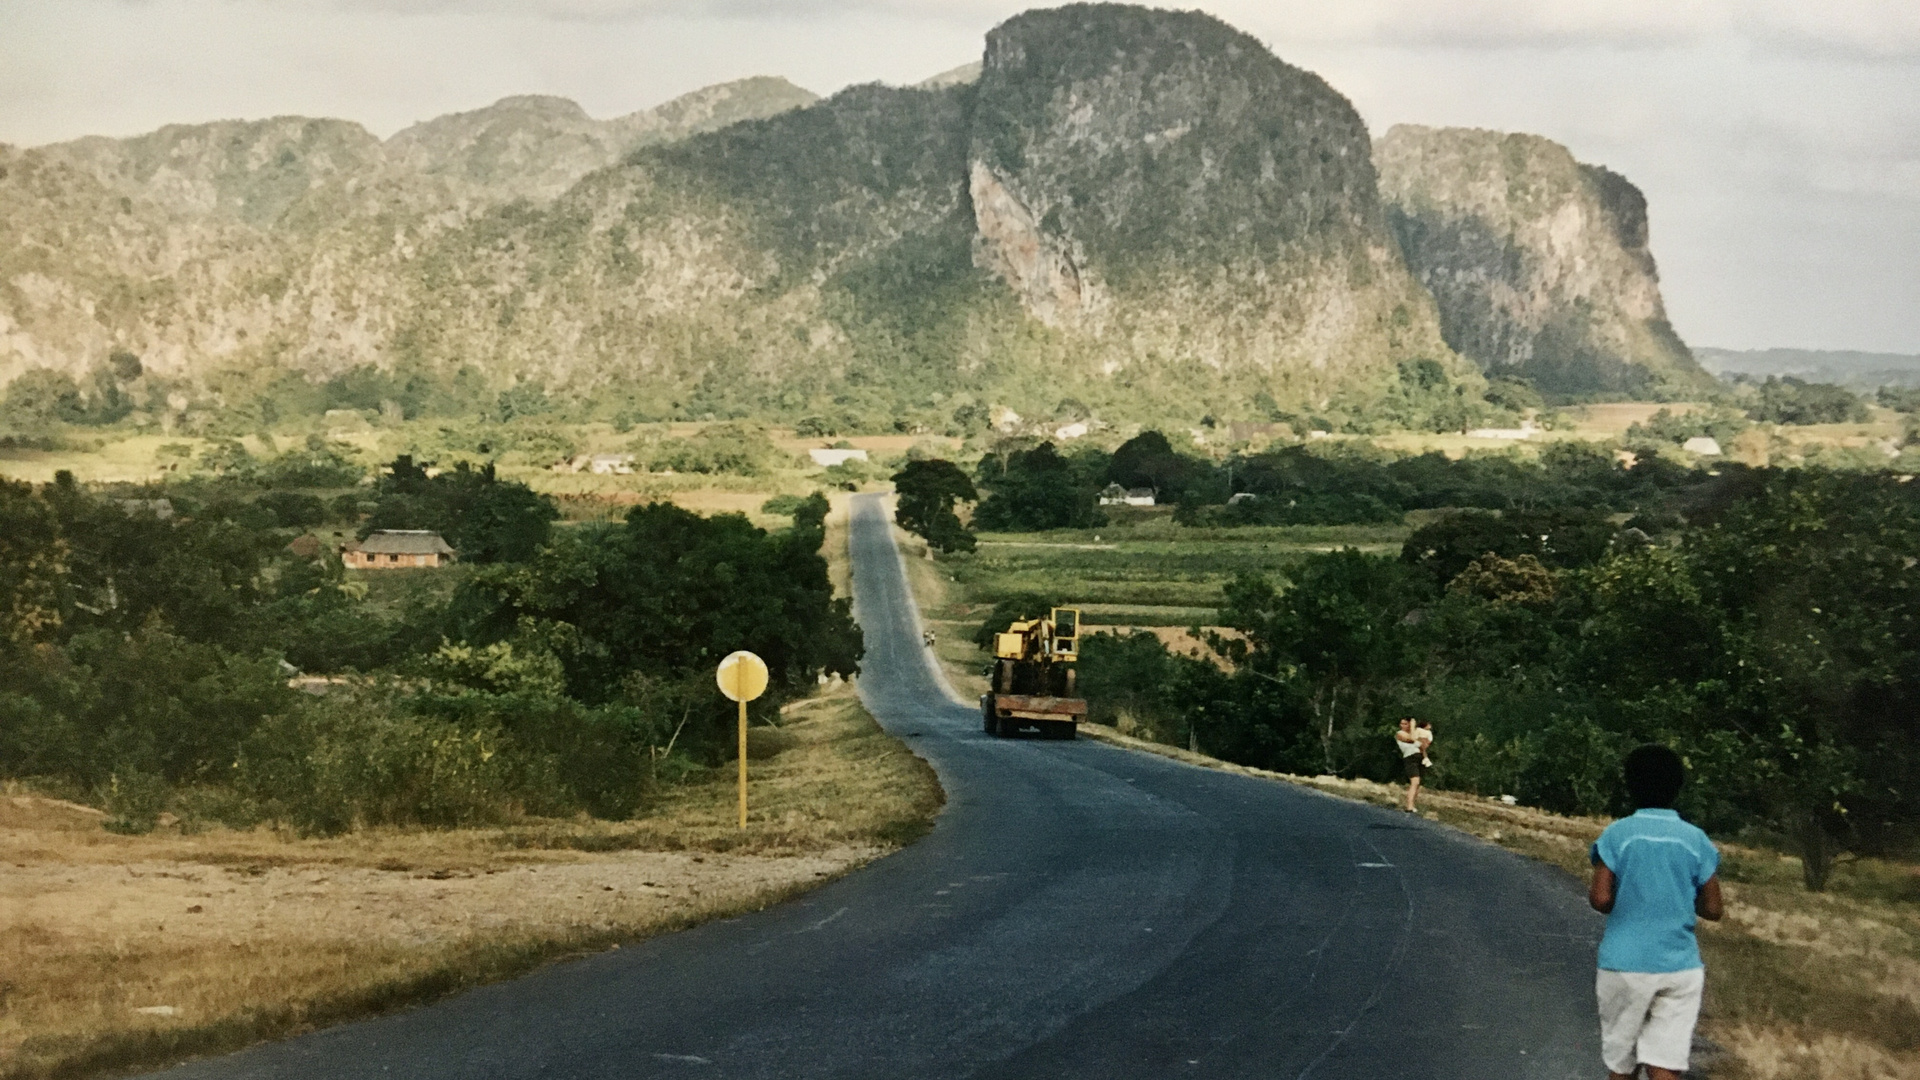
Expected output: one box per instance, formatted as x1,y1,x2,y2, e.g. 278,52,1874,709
892,459,977,552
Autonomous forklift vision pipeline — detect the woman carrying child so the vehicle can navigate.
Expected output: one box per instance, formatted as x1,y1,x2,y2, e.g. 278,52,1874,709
1395,717,1425,811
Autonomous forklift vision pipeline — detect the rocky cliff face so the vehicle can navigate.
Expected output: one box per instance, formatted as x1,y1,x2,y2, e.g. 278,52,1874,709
1375,125,1708,397
966,5,1456,403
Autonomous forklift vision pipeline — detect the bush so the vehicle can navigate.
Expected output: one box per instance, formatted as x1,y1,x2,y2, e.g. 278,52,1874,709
1199,491,1401,527
642,424,780,476
1514,716,1628,816
1747,377,1869,426
972,593,1058,650
255,491,327,528
236,695,519,835
1077,630,1180,728
261,437,365,488
1626,406,1751,446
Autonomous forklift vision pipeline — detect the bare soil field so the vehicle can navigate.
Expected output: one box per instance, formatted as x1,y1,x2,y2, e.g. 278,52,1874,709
0,688,941,1080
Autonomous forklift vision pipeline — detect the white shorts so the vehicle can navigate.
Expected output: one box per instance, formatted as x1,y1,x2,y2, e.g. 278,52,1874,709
1596,967,1705,1074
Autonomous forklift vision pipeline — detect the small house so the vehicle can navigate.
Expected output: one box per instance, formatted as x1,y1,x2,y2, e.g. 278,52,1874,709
1098,484,1156,507
1682,436,1722,457
344,530,455,569
809,448,869,467
1466,420,1539,440
589,454,635,475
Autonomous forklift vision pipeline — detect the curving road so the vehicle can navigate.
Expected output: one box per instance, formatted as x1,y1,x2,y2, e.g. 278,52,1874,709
150,493,1603,1079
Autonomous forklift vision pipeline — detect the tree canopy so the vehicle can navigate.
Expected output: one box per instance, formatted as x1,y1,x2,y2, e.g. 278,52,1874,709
892,458,977,552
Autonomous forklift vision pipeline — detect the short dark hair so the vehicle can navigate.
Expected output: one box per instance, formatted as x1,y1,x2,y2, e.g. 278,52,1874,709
1624,745,1685,809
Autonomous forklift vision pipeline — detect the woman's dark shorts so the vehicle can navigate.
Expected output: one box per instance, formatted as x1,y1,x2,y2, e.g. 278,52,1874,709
1401,754,1425,779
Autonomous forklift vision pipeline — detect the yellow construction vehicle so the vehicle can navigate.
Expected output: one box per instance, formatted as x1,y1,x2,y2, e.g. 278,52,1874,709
981,607,1086,739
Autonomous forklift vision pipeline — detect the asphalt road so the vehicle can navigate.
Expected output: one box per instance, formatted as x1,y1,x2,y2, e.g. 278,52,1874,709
150,493,1604,1080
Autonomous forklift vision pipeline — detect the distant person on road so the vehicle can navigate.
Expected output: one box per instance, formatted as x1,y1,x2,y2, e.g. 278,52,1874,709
1394,717,1424,811
1588,745,1725,1080
922,628,937,649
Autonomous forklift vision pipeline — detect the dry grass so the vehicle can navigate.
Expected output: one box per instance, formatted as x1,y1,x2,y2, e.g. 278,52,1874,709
0,688,941,1080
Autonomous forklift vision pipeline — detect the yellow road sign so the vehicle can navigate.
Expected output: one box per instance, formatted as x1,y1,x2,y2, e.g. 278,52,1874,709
717,650,769,702
716,650,768,829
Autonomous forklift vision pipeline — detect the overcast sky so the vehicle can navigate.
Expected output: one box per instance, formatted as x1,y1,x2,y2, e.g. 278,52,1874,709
3,0,1916,353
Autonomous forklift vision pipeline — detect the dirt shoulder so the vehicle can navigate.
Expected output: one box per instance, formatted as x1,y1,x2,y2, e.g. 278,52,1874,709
0,688,942,1080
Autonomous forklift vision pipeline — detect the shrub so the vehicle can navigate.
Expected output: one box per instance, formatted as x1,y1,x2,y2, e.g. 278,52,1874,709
1747,377,1869,425
972,592,1060,650
255,492,327,528
236,695,518,835
642,424,780,476
261,437,365,487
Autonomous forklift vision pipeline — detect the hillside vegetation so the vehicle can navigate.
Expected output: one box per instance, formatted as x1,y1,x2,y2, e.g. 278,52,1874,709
1,4,1705,437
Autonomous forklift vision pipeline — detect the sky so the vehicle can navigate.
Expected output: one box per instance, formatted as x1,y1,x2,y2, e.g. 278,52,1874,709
3,0,1916,354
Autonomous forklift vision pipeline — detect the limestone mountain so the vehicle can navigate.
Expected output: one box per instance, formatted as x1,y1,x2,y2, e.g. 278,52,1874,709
1375,125,1709,398
1,6,1703,436
0,77,816,396
965,5,1452,403
383,77,819,204
340,4,1469,429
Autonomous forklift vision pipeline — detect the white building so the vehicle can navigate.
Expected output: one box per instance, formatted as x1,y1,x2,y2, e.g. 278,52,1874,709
1466,420,1539,440
1682,436,1723,457
809,448,870,467
1098,483,1156,507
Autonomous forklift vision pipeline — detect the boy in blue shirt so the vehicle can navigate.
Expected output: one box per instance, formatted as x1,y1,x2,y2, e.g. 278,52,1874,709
1588,745,1725,1080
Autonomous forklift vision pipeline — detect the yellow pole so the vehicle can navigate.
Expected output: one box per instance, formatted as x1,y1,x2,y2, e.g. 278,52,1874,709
737,697,748,829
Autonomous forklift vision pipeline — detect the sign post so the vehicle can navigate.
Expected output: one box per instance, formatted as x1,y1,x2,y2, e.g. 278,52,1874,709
716,650,769,829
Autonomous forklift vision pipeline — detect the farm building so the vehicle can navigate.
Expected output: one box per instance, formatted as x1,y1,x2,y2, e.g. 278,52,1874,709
1098,484,1156,507
344,530,455,569
809,448,869,467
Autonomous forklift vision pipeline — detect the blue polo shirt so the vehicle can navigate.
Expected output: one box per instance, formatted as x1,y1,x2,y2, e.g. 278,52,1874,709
1590,808,1719,973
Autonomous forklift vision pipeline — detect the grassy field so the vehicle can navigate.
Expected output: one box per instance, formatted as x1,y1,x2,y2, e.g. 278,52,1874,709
0,685,940,1080
947,510,1407,617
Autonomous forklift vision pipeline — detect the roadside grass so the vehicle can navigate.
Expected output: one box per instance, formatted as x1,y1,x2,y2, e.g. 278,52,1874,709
0,687,941,1080
900,514,1920,1080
